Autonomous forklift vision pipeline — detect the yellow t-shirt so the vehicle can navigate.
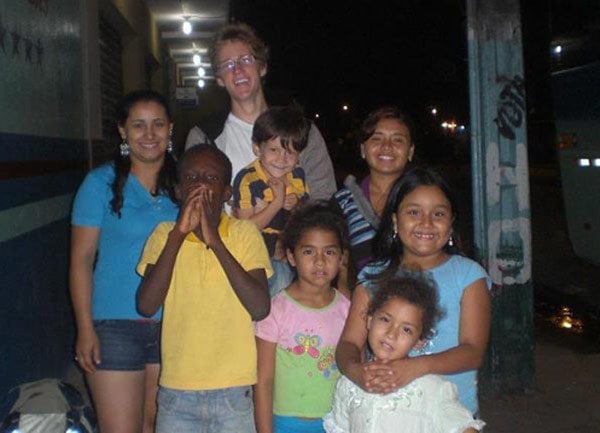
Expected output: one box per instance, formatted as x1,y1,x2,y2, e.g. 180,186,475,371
137,215,273,390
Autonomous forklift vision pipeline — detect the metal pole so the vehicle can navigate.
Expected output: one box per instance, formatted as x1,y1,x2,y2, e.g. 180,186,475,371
467,0,535,394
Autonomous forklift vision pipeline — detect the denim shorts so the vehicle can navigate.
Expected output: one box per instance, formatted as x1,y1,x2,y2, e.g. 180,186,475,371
93,319,160,371
156,386,256,433
273,415,325,433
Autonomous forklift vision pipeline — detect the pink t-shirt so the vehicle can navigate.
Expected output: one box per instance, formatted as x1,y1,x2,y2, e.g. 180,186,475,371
255,290,350,418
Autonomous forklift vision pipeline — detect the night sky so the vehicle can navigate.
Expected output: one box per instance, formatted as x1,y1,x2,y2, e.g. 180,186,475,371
230,0,470,162
227,0,598,165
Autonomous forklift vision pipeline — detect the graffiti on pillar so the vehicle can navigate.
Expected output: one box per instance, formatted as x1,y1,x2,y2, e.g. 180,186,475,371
486,142,532,286
494,75,525,140
0,18,6,53
0,15,44,65
27,0,50,15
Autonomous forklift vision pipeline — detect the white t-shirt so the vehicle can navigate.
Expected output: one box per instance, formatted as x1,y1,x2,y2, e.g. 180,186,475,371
185,126,209,150
215,113,256,185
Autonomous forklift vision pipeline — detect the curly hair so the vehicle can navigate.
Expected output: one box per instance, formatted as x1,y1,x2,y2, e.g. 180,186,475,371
281,200,349,253
209,22,269,74
367,272,444,341
110,90,177,217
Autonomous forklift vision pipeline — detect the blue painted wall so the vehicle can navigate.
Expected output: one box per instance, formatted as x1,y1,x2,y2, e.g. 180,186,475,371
0,2,86,399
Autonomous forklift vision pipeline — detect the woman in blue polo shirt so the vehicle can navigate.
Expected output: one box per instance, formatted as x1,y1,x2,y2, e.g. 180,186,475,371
69,90,179,433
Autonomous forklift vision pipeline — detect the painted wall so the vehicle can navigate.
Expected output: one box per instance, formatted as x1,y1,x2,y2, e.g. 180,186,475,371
0,0,86,400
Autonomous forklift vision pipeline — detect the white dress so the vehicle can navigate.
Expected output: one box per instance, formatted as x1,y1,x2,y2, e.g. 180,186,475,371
323,375,486,433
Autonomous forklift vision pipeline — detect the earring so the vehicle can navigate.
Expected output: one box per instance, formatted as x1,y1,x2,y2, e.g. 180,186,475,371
448,235,454,247
120,137,130,157
360,145,365,159
167,139,174,154
392,229,398,243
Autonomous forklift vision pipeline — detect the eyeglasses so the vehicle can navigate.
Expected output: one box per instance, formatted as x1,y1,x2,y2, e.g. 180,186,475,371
216,54,258,73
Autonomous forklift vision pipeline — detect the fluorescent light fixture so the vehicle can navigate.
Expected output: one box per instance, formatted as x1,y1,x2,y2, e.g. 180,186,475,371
593,158,600,167
182,19,192,35
579,158,590,167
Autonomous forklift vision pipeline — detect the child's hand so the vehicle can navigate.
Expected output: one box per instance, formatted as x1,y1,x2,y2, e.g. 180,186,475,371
282,192,299,211
345,359,394,393
364,357,425,393
361,359,397,393
198,189,222,248
254,197,269,212
269,177,286,204
176,187,202,235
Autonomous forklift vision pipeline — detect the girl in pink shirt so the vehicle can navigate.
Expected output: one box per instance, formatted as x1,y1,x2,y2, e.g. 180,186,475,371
255,201,351,433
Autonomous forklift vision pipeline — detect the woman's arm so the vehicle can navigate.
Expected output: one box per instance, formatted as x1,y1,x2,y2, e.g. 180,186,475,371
254,337,277,433
336,284,394,391
69,226,100,373
366,278,491,393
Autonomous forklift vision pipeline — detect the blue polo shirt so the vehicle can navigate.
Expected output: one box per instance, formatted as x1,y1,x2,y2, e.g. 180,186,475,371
71,164,179,319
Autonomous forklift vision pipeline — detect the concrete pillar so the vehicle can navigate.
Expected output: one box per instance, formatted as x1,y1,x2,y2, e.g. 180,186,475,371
467,0,535,393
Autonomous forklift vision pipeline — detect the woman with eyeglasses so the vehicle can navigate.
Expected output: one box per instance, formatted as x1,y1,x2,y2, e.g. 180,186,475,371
332,106,416,285
208,22,337,202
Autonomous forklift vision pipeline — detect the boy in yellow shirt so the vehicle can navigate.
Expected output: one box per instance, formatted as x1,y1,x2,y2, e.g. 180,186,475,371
137,144,272,433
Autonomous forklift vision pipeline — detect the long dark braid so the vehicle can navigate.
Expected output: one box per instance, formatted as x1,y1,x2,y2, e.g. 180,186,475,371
110,90,177,216
110,152,132,217
155,152,177,203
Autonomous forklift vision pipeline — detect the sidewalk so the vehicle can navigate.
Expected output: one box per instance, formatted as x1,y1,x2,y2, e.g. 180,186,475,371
480,328,600,432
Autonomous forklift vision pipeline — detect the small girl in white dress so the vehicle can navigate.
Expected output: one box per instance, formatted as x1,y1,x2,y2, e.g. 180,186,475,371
323,274,485,433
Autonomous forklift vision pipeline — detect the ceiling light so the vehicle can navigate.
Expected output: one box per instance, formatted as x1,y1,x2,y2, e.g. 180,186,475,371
182,18,192,35
192,53,201,66
197,67,206,77
197,79,205,88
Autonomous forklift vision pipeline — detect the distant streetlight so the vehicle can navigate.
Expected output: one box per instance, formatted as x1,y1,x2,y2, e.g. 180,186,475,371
431,107,438,115
342,105,349,111
553,45,562,55
315,113,320,119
